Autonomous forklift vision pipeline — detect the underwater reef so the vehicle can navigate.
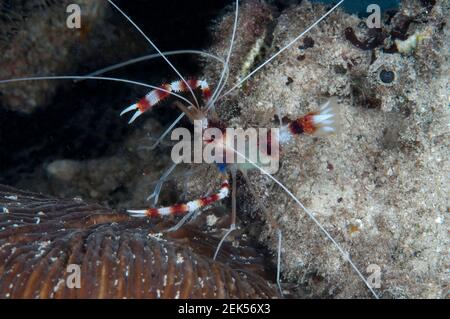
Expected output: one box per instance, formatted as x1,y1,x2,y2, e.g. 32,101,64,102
0,0,448,299
0,184,278,298
205,0,448,298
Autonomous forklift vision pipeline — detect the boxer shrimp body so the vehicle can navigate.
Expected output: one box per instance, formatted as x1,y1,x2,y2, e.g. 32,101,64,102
0,0,379,298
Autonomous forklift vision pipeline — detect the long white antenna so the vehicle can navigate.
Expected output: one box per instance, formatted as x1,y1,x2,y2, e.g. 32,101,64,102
229,145,379,299
218,0,344,100
81,50,227,150
276,229,283,297
0,76,195,108
207,0,239,111
107,0,200,108
83,50,226,79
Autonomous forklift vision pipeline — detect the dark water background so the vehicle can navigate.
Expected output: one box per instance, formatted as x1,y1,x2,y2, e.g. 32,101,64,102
312,0,400,14
0,0,402,184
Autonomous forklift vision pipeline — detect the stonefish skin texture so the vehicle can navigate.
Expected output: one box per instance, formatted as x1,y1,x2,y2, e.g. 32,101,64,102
190,0,448,298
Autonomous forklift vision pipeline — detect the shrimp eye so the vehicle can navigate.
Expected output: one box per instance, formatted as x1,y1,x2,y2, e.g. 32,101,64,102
379,69,395,84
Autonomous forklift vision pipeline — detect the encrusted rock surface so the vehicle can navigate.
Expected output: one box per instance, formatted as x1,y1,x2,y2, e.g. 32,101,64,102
213,0,448,298
1,0,448,298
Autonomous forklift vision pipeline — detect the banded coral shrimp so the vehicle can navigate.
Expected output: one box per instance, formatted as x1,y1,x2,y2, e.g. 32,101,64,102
0,0,382,298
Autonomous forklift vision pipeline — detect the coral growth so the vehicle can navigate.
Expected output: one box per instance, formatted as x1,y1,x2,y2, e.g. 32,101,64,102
1,0,447,299
0,184,278,298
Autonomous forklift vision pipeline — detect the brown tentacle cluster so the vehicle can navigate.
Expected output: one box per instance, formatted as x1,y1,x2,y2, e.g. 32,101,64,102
0,185,279,299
